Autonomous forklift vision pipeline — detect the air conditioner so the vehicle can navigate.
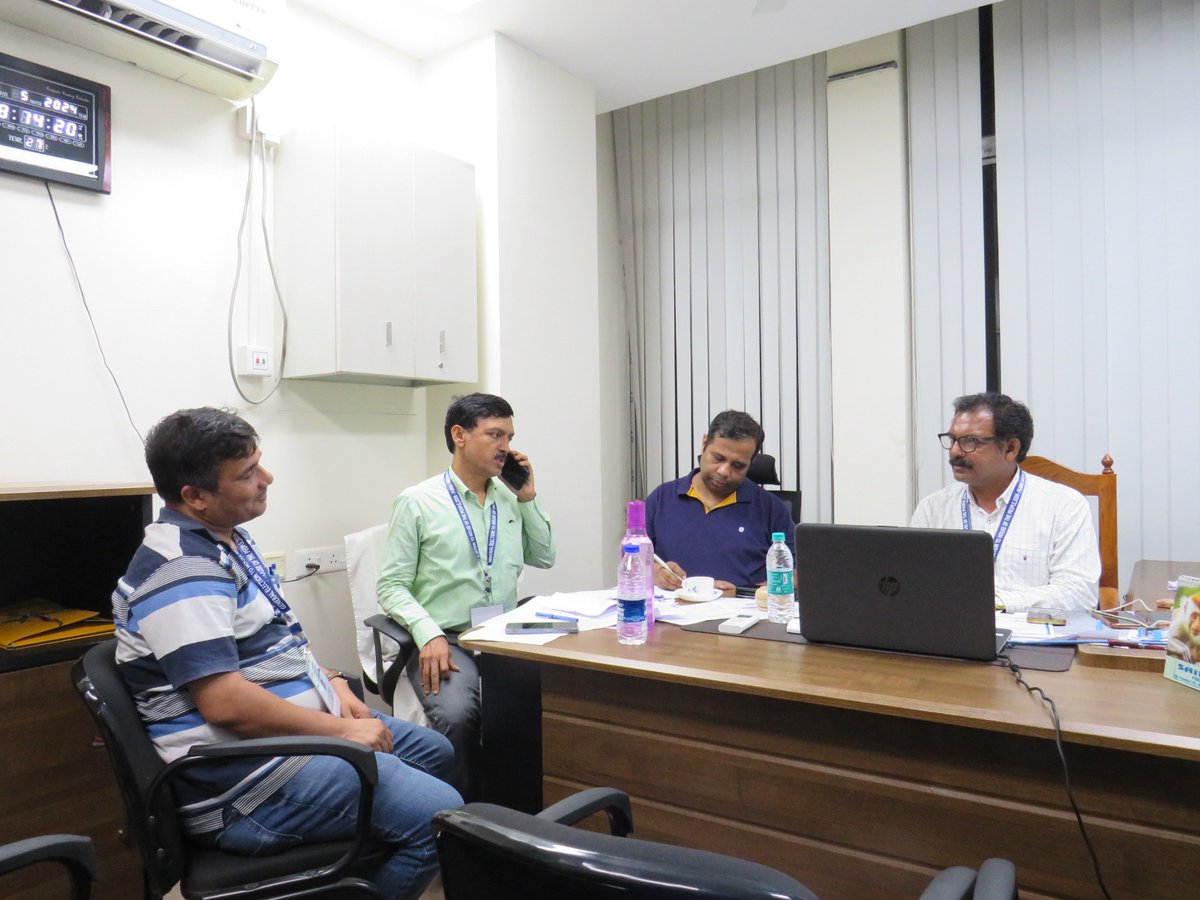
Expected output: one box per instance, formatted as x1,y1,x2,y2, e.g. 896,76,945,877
0,0,280,99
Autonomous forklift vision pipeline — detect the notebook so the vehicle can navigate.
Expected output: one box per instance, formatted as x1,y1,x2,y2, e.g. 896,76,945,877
795,524,1011,662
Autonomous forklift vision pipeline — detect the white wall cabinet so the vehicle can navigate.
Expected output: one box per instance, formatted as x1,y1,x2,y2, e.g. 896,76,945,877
275,128,478,385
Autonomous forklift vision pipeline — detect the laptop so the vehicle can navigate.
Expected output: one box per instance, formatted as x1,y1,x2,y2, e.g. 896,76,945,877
795,524,1011,661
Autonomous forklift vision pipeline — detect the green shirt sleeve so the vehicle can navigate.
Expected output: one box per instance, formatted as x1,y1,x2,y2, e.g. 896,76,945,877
519,496,556,569
376,493,445,649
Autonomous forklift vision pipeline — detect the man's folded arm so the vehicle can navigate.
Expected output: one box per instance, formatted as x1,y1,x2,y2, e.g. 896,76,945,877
188,671,391,750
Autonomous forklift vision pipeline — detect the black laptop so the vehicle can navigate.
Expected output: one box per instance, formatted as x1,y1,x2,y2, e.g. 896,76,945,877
795,524,1011,661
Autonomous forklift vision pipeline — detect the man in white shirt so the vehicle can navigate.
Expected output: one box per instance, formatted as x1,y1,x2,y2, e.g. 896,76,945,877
910,392,1100,612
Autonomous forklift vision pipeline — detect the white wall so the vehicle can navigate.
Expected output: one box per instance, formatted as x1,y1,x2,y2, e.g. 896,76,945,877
826,35,913,525
2,8,609,681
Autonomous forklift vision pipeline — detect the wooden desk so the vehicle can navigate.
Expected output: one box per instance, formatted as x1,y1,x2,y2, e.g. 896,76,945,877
463,625,1200,899
1125,559,1200,607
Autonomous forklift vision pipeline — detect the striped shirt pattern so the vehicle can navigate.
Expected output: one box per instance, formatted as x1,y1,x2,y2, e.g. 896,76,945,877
113,509,321,834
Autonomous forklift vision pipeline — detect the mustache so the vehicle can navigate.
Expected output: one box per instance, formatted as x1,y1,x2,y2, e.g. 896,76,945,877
949,457,972,470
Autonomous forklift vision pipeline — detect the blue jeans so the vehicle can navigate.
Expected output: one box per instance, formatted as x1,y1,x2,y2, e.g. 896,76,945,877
214,712,462,899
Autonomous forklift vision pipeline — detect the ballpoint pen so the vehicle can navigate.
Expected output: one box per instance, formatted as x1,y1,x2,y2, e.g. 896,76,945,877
536,612,579,623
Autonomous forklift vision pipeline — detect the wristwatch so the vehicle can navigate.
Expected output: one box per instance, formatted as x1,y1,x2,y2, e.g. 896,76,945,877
325,670,350,682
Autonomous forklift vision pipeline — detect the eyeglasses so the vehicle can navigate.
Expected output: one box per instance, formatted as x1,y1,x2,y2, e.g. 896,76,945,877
937,433,1002,452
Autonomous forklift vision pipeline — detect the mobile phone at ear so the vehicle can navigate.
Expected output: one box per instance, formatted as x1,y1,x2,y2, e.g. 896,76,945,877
501,453,529,491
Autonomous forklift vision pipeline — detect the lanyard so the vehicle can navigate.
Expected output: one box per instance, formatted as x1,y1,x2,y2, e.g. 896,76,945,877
231,530,306,644
961,469,1026,561
444,471,498,597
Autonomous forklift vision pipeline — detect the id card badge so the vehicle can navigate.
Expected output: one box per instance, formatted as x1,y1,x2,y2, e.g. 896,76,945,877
470,604,505,628
303,650,342,718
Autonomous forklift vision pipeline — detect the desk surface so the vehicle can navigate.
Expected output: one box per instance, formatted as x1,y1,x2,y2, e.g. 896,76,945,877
463,622,1200,762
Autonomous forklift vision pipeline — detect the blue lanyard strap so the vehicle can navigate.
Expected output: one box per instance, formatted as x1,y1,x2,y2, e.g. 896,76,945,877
231,531,306,642
444,471,498,594
961,469,1026,561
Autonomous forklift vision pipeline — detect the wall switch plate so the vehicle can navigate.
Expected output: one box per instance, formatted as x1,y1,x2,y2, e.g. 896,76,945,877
237,346,272,377
291,545,346,577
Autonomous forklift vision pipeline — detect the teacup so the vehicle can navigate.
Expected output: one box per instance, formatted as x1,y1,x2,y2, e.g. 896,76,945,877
682,576,715,597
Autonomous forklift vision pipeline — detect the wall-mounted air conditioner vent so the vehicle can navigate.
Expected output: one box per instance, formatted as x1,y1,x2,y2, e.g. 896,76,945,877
0,0,280,100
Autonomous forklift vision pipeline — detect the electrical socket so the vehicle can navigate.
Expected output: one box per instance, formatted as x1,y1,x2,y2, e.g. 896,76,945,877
262,551,287,580
291,545,347,577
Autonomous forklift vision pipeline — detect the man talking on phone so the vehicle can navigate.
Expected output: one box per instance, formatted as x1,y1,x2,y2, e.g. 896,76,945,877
377,393,556,797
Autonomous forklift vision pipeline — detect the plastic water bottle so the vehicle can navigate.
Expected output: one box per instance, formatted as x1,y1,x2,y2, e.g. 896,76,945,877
766,531,794,624
623,500,655,631
617,542,648,645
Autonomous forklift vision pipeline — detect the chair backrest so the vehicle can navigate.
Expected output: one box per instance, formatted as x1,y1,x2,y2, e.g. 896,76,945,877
345,523,393,679
746,453,781,486
768,487,802,525
432,803,817,900
344,524,427,725
71,640,187,898
1021,454,1118,609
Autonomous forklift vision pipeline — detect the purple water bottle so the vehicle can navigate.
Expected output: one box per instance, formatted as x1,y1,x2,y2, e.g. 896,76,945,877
623,500,655,631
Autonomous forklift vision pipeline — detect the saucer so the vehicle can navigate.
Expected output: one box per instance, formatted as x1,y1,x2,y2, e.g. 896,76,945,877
674,587,724,603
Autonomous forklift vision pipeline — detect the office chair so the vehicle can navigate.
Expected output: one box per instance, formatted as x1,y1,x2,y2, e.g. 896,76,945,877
72,640,386,899
745,452,803,524
345,522,427,723
1021,454,1117,610
432,787,1017,899
0,834,97,899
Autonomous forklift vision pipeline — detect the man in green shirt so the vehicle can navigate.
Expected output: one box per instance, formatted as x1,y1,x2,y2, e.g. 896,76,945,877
377,393,555,795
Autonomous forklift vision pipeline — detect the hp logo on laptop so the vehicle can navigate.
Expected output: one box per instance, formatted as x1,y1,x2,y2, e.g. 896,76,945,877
877,576,902,597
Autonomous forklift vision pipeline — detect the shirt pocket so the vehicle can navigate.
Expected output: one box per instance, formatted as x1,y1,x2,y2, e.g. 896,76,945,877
1005,542,1050,578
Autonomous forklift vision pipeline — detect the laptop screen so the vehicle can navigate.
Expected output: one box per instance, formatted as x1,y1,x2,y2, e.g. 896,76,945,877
795,523,1006,661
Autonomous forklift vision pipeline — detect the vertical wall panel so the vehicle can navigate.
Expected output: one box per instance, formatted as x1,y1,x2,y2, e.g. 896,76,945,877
907,12,987,503
993,0,1200,574
614,59,831,518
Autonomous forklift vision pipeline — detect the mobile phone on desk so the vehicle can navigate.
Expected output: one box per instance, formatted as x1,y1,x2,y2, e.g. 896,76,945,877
500,453,530,491
505,620,577,634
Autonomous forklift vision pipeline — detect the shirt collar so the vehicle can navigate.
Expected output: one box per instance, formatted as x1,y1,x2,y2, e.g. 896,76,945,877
676,468,747,504
446,467,494,507
967,467,1022,511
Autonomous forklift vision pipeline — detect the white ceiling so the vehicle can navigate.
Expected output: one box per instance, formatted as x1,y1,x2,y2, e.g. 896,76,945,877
297,0,990,112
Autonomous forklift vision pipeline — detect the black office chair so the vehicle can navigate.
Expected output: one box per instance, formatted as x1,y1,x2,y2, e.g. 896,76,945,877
745,453,803,523
432,787,1017,900
0,834,98,899
72,640,387,899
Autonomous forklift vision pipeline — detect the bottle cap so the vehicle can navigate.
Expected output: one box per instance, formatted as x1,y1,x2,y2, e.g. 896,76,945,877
771,532,786,541
626,500,646,529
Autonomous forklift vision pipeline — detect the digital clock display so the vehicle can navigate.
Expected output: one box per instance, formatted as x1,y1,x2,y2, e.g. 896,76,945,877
0,51,110,193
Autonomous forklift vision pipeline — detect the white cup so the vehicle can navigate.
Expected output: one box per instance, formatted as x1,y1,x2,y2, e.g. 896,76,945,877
683,576,715,597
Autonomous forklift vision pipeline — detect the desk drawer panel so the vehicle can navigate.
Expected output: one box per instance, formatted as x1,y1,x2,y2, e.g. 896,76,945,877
541,666,1200,899
541,664,1200,834
543,777,1063,900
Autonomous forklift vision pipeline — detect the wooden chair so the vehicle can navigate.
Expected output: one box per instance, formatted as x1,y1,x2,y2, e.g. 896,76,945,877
1020,454,1117,610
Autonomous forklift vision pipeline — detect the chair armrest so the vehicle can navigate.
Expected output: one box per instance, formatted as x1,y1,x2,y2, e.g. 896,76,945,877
0,835,98,894
185,736,379,784
151,736,381,889
919,866,978,900
536,787,633,837
972,858,1018,900
364,614,416,705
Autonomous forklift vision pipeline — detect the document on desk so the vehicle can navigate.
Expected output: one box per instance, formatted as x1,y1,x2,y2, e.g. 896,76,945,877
656,594,758,625
462,591,618,644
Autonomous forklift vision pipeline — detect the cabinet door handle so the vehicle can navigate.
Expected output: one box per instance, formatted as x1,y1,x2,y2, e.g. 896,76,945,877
439,330,446,354
385,322,393,347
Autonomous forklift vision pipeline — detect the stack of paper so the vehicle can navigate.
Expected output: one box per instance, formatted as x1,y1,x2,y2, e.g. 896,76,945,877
0,599,114,650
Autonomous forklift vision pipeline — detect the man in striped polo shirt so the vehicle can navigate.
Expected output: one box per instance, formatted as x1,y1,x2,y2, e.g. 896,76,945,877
113,407,461,899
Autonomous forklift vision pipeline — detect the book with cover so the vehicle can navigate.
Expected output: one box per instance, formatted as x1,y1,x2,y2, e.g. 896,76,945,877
0,599,115,650
1164,575,1200,693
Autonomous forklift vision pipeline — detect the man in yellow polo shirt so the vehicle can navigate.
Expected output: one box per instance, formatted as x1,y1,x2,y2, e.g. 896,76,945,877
646,410,794,593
